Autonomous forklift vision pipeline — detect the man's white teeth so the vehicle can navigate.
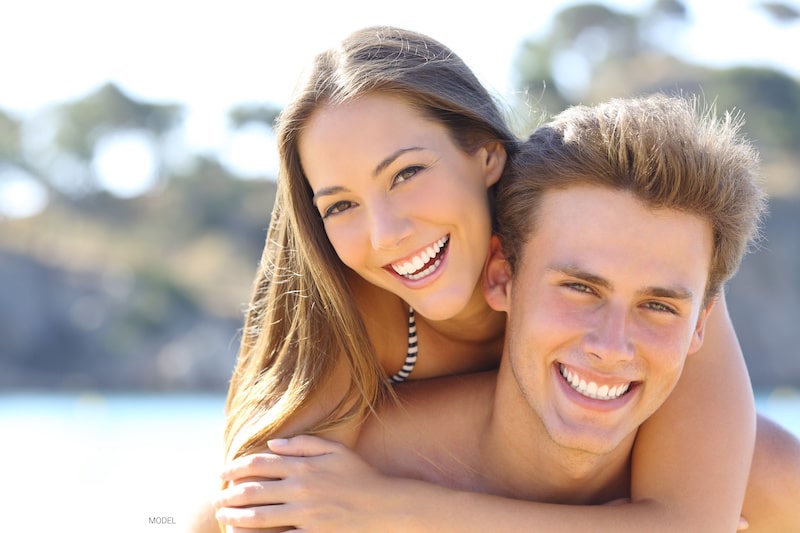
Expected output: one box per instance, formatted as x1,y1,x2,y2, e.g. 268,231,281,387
559,364,630,401
391,236,448,279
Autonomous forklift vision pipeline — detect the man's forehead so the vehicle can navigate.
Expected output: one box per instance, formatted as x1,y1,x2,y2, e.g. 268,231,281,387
522,185,713,297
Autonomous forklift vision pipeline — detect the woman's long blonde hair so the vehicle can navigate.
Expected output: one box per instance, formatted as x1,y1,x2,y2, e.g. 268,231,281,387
223,26,518,461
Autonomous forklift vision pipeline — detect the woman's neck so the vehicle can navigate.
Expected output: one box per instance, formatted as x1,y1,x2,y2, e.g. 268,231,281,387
410,288,506,378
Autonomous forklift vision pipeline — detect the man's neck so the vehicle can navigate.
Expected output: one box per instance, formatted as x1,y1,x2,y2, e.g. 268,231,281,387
475,359,634,504
358,367,632,505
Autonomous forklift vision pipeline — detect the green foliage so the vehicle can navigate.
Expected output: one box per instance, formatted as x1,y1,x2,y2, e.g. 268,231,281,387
756,1,800,23
650,0,688,18
513,0,800,179
54,82,184,160
550,3,639,59
511,41,569,131
707,67,800,155
229,103,282,130
0,109,21,161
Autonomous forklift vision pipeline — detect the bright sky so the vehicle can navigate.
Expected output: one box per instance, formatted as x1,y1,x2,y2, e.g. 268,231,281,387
0,0,798,211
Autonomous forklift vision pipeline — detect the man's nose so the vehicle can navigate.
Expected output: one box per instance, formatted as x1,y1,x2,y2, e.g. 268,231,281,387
582,303,635,363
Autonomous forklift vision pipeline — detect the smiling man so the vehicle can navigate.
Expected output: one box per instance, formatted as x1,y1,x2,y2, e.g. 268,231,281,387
489,184,714,456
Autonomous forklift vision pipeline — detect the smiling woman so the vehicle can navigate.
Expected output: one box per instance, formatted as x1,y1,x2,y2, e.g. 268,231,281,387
299,93,505,323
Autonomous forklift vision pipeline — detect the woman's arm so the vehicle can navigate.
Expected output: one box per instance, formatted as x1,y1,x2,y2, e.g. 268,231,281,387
215,436,750,533
630,292,755,531
190,351,367,533
741,414,800,531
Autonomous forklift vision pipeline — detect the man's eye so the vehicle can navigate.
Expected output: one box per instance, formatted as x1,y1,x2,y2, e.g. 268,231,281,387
565,282,594,295
322,200,355,218
644,301,677,314
393,166,423,185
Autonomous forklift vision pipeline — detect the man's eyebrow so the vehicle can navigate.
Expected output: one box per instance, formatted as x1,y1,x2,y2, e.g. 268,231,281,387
550,265,695,300
312,146,425,206
641,286,694,301
551,265,611,290
373,146,424,177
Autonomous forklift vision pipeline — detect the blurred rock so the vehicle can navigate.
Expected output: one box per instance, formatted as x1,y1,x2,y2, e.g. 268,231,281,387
727,197,800,389
0,249,240,392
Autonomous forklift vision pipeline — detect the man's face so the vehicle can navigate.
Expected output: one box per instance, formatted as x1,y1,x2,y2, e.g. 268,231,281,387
492,185,715,456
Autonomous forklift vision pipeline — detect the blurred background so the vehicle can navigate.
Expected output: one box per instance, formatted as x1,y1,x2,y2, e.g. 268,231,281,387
1,0,799,531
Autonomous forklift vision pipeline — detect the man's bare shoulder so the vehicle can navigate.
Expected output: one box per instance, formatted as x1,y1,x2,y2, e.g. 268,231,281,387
396,370,497,412
355,370,496,482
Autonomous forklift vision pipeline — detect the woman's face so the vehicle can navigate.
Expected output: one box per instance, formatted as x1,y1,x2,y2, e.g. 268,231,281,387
298,93,505,320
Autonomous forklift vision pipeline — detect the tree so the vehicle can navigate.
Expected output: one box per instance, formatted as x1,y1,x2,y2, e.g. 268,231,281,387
45,83,185,195
229,103,282,130
0,109,21,162
756,1,800,23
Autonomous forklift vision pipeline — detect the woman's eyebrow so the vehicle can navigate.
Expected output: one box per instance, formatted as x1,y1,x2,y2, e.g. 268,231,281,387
312,185,348,205
312,146,425,205
373,146,424,177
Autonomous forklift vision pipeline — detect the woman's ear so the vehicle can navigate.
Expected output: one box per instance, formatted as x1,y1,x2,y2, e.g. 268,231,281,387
483,235,512,312
480,141,507,187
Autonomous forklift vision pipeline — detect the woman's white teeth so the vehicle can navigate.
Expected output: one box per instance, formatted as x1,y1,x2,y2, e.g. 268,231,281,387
559,364,630,401
391,236,448,280
403,260,441,281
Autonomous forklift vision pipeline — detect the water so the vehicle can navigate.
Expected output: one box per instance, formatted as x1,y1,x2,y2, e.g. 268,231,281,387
756,388,800,438
0,393,226,533
1,390,798,533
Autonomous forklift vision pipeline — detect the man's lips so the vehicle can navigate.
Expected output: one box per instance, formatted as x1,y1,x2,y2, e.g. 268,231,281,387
558,363,632,401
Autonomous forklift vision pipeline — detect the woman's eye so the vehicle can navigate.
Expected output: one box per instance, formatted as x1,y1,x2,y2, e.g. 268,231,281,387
393,166,423,185
322,200,355,219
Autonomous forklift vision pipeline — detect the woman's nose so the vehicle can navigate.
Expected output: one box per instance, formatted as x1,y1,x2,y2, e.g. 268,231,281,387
368,201,413,250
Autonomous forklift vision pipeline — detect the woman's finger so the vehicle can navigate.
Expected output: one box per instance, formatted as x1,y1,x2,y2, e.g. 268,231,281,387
216,501,301,529
214,479,287,508
221,452,292,481
267,434,346,457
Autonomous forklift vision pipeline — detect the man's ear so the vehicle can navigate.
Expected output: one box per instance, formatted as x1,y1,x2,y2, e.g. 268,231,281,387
483,235,513,312
479,141,507,187
687,297,718,355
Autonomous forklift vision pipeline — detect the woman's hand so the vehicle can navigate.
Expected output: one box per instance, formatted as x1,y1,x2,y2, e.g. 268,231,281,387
215,435,411,532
